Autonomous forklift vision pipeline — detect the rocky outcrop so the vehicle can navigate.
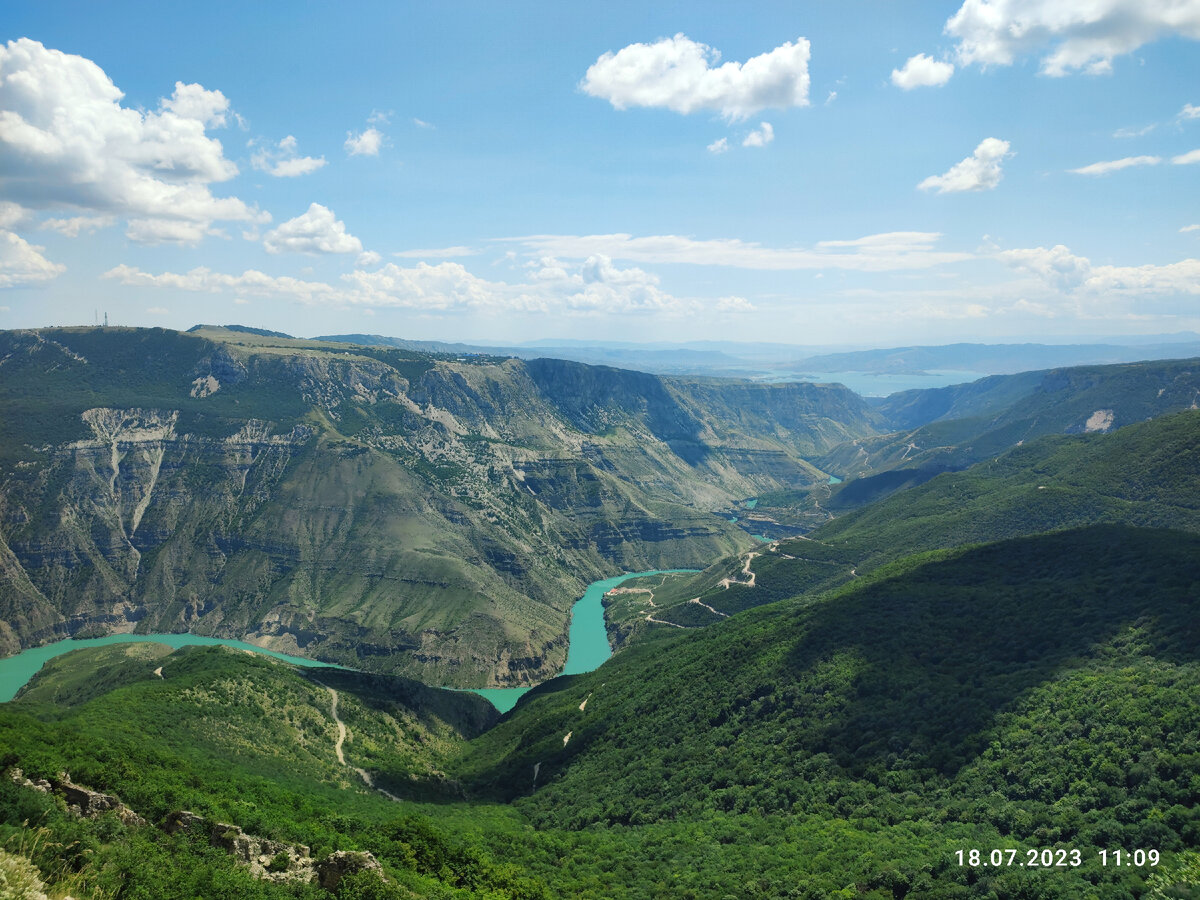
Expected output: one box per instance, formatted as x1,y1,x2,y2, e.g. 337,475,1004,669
210,822,314,884
8,769,145,827
315,850,386,891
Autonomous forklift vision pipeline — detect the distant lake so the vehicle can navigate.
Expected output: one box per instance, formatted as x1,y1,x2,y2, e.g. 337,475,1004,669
0,569,697,715
750,369,987,397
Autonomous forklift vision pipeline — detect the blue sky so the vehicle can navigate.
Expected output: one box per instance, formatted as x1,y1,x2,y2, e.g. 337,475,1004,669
1,1,1198,346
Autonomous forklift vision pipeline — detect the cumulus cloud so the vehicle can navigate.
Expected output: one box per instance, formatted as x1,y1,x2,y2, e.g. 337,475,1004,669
345,127,383,156
1173,148,1200,165
0,230,65,287
891,54,955,89
707,137,729,154
581,33,810,120
742,122,774,147
998,242,1200,296
357,250,382,267
262,203,364,255
160,81,231,127
1181,103,1200,120
250,135,327,177
127,218,223,246
504,231,971,272
918,138,1012,193
40,215,116,237
104,255,694,315
1086,259,1200,294
1069,155,1161,175
0,202,29,230
945,0,1200,76
0,39,266,244
997,244,1092,290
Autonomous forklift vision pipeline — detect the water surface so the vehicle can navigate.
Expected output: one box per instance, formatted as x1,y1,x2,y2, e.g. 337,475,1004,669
0,570,699,714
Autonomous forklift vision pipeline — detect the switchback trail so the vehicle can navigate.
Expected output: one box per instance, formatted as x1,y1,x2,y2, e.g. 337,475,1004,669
317,682,401,802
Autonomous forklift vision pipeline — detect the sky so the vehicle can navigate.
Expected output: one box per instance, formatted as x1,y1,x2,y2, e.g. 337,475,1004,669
1,1,1199,347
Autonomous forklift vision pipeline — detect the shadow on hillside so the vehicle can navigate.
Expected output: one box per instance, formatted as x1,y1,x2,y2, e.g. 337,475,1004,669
781,525,1200,778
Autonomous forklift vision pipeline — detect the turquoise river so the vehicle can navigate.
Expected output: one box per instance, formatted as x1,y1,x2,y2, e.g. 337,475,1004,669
0,569,696,714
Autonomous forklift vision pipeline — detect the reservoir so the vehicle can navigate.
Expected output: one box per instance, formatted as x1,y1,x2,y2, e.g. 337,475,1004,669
0,569,696,714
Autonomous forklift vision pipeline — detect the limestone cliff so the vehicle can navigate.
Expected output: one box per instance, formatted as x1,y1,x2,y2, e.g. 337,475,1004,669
0,327,883,685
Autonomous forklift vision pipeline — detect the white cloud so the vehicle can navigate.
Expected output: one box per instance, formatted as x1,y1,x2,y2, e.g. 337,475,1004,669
357,250,381,267
345,127,383,156
250,135,327,177
716,295,755,311
580,33,810,120
1181,103,1200,120
126,218,222,246
0,202,29,230
368,110,392,125
234,297,251,305
998,242,1200,296
413,118,434,129
1086,259,1200,294
0,39,265,244
392,246,477,258
504,231,971,272
1181,224,1200,232
40,215,116,237
104,264,349,306
160,81,231,127
707,137,729,154
825,90,838,105
104,255,693,316
997,244,1092,290
1172,148,1200,165
263,203,364,255
891,54,955,89
742,122,774,147
945,0,1200,77
1113,123,1156,138
918,137,1012,193
1069,155,1161,175
0,230,65,287
146,306,169,315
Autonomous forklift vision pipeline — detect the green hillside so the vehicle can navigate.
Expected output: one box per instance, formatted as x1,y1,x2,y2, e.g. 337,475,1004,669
455,526,1200,897
6,528,1198,898
820,357,1200,485
605,410,1200,636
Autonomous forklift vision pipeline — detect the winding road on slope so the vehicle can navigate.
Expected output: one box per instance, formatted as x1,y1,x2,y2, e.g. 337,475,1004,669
318,682,401,802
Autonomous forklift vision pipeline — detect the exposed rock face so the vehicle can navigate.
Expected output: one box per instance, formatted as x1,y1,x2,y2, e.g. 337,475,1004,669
315,850,385,891
211,822,315,883
8,769,145,827
0,327,885,686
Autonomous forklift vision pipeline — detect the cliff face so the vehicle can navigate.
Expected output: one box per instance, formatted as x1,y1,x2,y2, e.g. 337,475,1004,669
0,328,884,685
